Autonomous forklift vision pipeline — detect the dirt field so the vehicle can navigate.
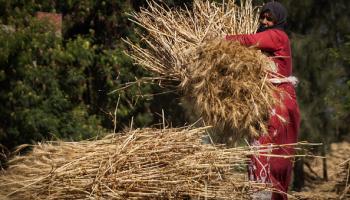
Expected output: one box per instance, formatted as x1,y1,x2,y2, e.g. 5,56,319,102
292,142,350,200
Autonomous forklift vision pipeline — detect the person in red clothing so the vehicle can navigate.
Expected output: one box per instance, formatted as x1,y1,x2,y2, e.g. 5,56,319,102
225,2,300,200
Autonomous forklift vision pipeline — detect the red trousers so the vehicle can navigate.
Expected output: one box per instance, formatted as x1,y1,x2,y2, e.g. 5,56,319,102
248,83,300,200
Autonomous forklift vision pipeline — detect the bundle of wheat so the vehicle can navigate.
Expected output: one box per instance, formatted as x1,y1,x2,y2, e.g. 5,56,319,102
0,127,269,200
125,0,277,138
186,39,275,138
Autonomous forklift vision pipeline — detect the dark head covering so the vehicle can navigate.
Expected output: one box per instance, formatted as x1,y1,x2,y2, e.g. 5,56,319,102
257,1,287,32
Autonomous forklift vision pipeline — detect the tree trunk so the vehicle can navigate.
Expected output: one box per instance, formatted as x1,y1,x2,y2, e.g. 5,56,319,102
293,157,305,191
322,144,328,181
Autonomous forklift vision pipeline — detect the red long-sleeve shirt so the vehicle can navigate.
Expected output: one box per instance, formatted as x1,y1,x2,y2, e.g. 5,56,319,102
226,29,292,78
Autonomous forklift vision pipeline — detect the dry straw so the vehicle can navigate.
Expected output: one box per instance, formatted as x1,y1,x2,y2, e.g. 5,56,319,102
338,158,350,199
125,0,277,139
0,127,273,199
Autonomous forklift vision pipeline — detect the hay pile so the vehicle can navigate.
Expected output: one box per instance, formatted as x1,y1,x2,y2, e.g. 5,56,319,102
125,0,277,138
0,127,271,199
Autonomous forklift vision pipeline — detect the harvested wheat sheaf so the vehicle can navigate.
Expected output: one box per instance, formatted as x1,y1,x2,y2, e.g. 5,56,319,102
0,127,272,200
186,39,276,138
125,0,277,138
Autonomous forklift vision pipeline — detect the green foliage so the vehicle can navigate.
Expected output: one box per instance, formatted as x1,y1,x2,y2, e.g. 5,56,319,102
0,0,194,151
291,33,347,142
0,1,159,149
0,19,106,147
335,36,350,130
281,0,350,142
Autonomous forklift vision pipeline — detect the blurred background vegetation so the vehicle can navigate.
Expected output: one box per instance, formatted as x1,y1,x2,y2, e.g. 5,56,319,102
0,0,349,191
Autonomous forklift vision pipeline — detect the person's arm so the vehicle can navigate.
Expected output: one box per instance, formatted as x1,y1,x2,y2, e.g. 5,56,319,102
225,30,279,52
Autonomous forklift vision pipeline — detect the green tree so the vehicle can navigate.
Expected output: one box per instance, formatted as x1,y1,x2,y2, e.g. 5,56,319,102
0,20,106,148
0,0,193,155
0,1,148,150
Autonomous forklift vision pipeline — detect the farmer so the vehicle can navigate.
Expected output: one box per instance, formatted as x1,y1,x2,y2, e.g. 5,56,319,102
225,2,300,200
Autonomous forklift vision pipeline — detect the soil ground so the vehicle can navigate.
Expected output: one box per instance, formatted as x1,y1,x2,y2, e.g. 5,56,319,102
291,142,350,200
